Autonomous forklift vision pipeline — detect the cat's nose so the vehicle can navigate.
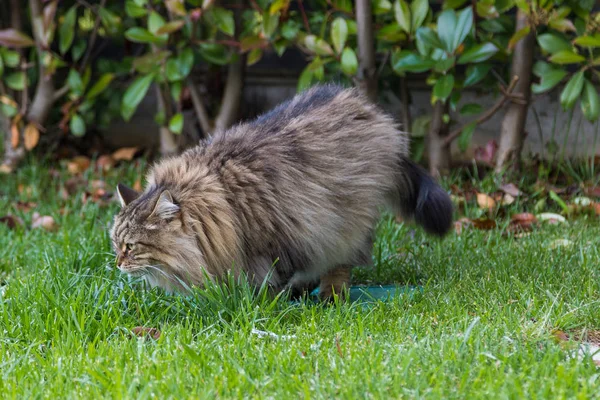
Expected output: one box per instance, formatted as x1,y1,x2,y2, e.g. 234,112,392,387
117,253,125,266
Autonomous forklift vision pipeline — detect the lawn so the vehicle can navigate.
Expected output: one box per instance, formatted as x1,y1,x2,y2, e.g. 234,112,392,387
1,158,600,398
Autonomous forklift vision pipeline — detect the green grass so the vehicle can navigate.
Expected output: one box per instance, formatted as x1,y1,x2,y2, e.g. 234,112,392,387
1,159,600,399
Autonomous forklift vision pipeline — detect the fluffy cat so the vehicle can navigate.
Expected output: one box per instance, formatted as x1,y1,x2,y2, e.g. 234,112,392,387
111,84,453,299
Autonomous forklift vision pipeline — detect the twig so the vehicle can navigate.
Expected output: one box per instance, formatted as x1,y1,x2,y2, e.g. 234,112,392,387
79,0,107,71
297,0,311,33
19,60,28,115
186,77,213,137
52,84,70,102
443,75,519,146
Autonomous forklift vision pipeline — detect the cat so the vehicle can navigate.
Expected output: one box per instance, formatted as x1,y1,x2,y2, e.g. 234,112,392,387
110,84,453,300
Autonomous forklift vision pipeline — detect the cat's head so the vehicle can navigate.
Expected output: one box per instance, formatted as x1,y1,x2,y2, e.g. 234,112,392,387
110,183,205,291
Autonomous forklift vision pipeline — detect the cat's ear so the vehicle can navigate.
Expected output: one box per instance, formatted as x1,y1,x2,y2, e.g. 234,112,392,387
150,190,180,219
116,183,140,207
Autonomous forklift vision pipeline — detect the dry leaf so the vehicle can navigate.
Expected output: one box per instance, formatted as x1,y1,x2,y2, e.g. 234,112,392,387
31,212,57,231
508,213,537,234
477,193,496,210
471,217,497,230
537,213,567,224
133,179,143,192
15,201,37,212
0,164,13,174
552,329,569,342
96,155,116,172
594,203,600,216
10,122,19,149
499,183,523,197
131,326,161,340
0,215,24,229
112,147,139,161
584,187,600,198
501,194,515,206
23,123,40,150
474,140,498,165
67,156,91,175
454,217,473,235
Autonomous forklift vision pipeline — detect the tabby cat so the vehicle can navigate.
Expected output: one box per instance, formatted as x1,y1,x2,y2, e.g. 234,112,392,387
111,84,453,299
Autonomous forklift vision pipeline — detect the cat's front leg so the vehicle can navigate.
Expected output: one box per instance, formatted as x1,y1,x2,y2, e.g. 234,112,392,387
318,265,352,302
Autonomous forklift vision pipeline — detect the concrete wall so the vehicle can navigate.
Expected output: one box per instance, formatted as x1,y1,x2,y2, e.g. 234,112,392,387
104,73,600,161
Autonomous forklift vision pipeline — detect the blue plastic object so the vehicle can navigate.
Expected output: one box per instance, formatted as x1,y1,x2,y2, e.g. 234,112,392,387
308,285,422,303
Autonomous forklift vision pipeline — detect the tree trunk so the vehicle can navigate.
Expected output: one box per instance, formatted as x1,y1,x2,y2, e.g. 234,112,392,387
155,84,178,155
2,0,56,170
427,100,451,177
355,0,377,101
213,55,246,132
495,9,534,172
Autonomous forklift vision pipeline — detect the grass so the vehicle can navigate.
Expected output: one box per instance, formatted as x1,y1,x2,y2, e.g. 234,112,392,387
1,158,600,399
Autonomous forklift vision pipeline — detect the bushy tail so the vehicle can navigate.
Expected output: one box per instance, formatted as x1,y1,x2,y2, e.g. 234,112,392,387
397,159,453,236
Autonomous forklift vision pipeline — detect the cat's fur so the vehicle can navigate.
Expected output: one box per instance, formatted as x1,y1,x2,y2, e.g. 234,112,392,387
111,84,453,299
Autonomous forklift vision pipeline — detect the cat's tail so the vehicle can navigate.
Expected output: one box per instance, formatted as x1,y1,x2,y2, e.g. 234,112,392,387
395,158,453,236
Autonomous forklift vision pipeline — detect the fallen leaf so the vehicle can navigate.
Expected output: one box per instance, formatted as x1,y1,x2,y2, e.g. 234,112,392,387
15,201,37,212
112,147,139,162
474,140,498,165
508,212,537,234
584,187,600,198
90,180,106,190
133,179,143,192
500,183,523,197
594,203,600,216
511,212,537,224
501,193,515,206
537,213,567,224
549,239,573,249
67,156,91,175
131,326,161,340
552,329,569,342
23,123,40,150
0,215,24,229
96,155,116,172
454,217,473,235
10,120,20,149
477,193,496,210
471,217,497,230
0,164,12,174
31,212,57,231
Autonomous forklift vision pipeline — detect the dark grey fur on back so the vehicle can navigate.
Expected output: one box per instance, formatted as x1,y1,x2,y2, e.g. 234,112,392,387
110,84,453,295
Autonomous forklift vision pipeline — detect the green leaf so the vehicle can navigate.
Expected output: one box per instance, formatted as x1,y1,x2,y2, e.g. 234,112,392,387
177,48,194,77
209,7,235,36
437,9,457,52
549,50,585,64
574,35,600,48
508,26,530,51
432,74,455,102
121,74,154,121
297,67,313,92
262,11,280,38
559,71,584,110
132,51,171,74
457,42,498,64
453,7,473,52
1,49,19,68
304,35,334,56
459,103,483,115
156,20,186,35
331,18,348,54
444,0,468,9
281,20,300,40
125,27,159,44
72,40,87,62
59,6,77,55
165,59,184,82
170,81,182,102
463,63,491,87
458,122,476,152
0,29,35,48
125,0,147,17
67,69,84,95
391,50,434,73
373,0,393,15
581,80,599,121
148,11,166,35
377,23,407,42
537,33,571,54
393,0,411,34
340,48,358,76
415,27,443,55
433,56,455,73
198,43,230,65
70,114,86,137
532,69,567,94
247,48,263,66
269,0,290,15
169,113,184,134
86,73,114,100
5,71,25,90
410,0,429,32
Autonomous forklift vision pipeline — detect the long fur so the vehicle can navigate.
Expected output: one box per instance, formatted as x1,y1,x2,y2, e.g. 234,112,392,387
110,84,453,294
